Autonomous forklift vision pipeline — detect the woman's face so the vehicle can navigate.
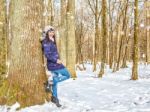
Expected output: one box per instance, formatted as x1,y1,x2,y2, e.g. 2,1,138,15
48,31,55,37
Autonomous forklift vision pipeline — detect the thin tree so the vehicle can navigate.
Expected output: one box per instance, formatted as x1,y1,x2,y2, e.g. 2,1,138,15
66,0,77,78
87,0,101,72
131,0,139,80
60,0,67,66
116,0,129,71
75,0,86,70
99,0,107,77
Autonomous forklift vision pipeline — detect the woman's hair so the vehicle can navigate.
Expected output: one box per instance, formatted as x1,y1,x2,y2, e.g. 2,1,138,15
45,28,57,45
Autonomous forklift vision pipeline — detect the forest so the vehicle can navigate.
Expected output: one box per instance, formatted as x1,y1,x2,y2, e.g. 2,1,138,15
0,0,150,112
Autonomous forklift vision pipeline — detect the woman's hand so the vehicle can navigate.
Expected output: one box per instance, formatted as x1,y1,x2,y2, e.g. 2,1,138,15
57,59,62,64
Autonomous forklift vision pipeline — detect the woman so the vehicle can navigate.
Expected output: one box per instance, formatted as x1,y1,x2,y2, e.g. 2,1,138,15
42,28,71,107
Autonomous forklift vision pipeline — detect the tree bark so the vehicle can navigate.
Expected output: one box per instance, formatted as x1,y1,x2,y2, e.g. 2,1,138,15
47,0,54,25
0,0,7,83
116,1,129,71
87,0,101,72
99,0,107,77
131,0,139,80
93,0,99,72
113,24,121,72
0,0,48,107
60,0,67,66
66,0,77,78
145,1,150,64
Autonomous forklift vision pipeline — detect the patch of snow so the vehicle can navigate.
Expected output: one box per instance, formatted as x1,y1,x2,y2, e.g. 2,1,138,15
1,63,150,112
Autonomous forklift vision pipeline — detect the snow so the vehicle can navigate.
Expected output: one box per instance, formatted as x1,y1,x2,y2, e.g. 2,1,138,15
1,63,150,112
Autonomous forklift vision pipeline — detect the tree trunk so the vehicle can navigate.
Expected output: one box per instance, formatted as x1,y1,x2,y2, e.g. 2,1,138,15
145,1,150,64
47,0,54,25
131,0,139,80
0,0,48,107
66,0,77,78
113,24,121,72
122,23,130,68
99,0,107,77
121,0,129,68
0,0,7,83
60,0,67,66
93,0,99,72
116,1,129,71
108,0,114,69
75,7,86,70
43,0,54,26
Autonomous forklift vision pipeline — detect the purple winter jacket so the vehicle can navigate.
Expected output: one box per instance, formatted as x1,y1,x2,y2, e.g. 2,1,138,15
42,39,65,71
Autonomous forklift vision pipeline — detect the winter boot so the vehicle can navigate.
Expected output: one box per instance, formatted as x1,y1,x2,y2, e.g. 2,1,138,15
44,81,52,93
51,96,62,107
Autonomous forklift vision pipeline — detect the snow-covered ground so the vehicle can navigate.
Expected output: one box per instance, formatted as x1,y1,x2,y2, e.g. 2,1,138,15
1,63,150,112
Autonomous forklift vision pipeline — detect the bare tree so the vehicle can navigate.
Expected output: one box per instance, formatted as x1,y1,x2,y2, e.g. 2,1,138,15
60,0,67,66
131,0,139,80
116,0,129,71
87,0,101,72
99,0,107,77
66,0,77,78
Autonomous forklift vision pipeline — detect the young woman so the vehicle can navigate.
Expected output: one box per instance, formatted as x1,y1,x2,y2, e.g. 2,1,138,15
41,28,71,107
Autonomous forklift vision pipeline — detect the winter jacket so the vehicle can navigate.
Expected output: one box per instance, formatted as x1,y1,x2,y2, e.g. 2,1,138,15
42,38,65,71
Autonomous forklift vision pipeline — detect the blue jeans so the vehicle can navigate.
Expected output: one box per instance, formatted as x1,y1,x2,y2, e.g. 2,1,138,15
51,68,71,98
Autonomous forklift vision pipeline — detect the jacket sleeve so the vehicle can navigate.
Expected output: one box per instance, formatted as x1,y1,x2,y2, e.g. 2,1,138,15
42,42,57,63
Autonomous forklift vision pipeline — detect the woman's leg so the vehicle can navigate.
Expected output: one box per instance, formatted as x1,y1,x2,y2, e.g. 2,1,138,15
52,83,58,98
51,68,71,98
51,72,59,98
52,68,71,84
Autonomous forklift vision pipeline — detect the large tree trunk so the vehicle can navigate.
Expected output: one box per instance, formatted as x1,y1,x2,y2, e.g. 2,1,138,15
66,0,77,78
47,0,54,25
131,0,139,80
42,0,54,27
99,0,107,77
0,0,7,83
0,0,48,107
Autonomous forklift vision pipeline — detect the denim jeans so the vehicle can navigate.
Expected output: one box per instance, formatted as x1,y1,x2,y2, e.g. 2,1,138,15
51,68,71,98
